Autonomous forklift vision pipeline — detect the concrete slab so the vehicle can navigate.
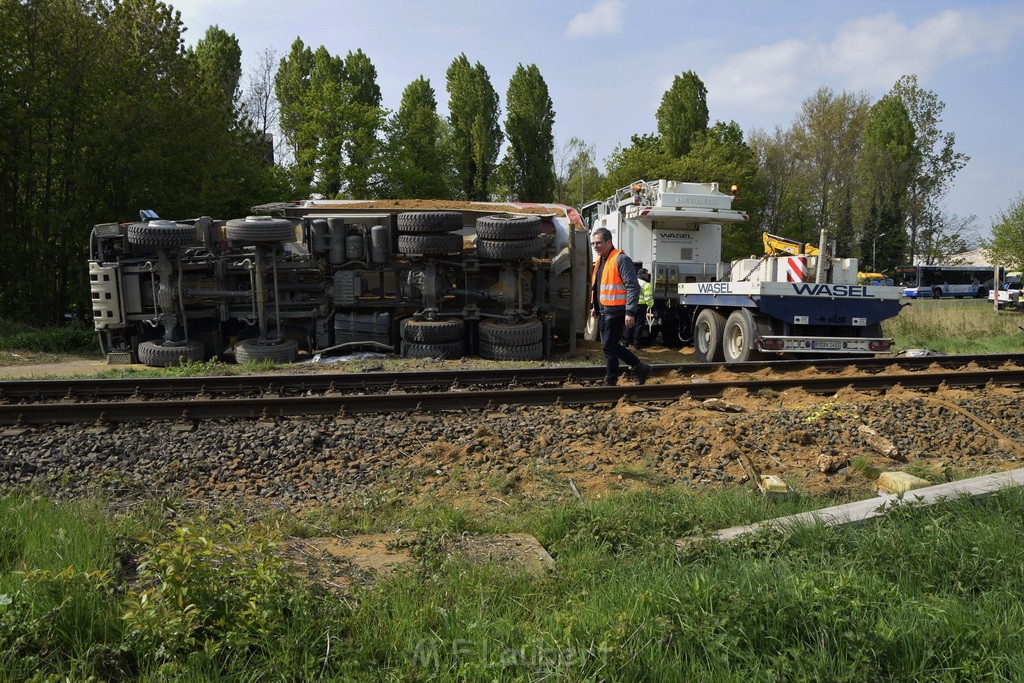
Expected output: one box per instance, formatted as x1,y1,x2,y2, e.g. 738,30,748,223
681,468,1024,545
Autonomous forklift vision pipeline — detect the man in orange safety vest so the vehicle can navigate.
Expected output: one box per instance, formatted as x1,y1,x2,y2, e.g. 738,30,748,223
590,228,653,386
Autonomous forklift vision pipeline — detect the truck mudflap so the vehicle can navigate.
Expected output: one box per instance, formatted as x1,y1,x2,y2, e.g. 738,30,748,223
758,335,893,354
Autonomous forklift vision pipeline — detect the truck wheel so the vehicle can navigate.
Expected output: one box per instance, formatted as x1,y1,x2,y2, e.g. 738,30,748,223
137,339,205,367
397,212,463,234
479,340,543,361
127,220,197,248
694,309,726,362
397,234,463,255
723,309,765,363
234,338,298,363
475,214,541,240
478,318,543,345
401,318,465,343
476,237,542,260
401,339,464,359
225,216,296,243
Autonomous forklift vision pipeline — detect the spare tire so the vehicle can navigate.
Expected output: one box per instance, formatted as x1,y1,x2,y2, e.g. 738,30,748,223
478,318,543,345
401,318,465,343
401,339,464,359
479,340,543,361
234,338,298,363
476,237,542,260
225,216,296,243
397,211,463,234
397,233,463,255
127,220,197,248
137,339,205,367
476,214,541,240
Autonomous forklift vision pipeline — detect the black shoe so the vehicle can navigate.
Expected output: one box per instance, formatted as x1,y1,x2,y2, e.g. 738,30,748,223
633,363,651,385
603,375,618,386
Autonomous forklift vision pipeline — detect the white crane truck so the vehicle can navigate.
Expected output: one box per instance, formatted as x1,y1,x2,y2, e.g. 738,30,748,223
581,180,904,362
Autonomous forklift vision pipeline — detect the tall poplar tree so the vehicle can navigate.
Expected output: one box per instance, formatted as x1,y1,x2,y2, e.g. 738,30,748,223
381,77,450,198
445,54,501,201
502,63,556,201
656,70,709,157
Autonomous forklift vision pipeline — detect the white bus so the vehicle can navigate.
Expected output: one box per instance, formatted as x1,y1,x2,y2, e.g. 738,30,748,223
896,264,1003,299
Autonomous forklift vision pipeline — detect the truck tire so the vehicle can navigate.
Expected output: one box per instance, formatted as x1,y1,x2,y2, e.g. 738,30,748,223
401,339,464,359
234,338,298,364
400,318,465,343
476,237,542,260
475,214,541,240
225,216,296,243
479,340,543,361
478,318,543,345
137,339,205,367
694,309,726,362
127,221,197,248
397,233,463,255
397,211,463,234
722,309,766,363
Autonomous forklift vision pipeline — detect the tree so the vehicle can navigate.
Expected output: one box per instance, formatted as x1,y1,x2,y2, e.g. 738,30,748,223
190,25,242,105
983,195,1024,272
889,75,970,263
749,126,815,239
241,48,280,163
502,64,556,201
789,86,870,250
600,133,684,197
274,38,314,191
854,95,917,271
339,48,383,198
446,54,502,200
554,137,603,207
380,76,451,198
656,71,709,157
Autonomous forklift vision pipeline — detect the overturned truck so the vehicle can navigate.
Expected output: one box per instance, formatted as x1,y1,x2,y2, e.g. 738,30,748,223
89,201,590,366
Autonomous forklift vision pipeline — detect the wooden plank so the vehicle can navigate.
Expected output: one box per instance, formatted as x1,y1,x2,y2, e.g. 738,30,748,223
684,468,1024,545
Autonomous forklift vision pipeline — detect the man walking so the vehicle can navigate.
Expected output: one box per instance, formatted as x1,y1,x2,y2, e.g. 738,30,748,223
590,228,652,386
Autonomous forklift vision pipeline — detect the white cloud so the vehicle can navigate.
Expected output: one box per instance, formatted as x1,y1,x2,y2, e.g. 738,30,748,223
706,39,811,114
706,7,1024,117
566,0,624,38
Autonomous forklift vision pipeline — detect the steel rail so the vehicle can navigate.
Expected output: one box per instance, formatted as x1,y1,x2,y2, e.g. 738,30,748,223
2,353,1022,403
2,367,1023,427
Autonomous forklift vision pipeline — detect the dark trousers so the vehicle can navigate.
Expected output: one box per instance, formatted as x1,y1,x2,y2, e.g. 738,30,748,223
624,305,648,346
600,313,641,379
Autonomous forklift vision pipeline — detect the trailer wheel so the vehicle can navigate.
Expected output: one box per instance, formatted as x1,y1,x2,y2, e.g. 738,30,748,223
478,318,543,345
225,216,296,243
397,211,463,234
137,339,205,367
234,338,298,364
401,318,465,343
401,339,464,359
397,233,463,255
476,237,542,260
723,309,766,363
127,220,197,248
479,340,543,361
694,309,726,362
475,214,541,240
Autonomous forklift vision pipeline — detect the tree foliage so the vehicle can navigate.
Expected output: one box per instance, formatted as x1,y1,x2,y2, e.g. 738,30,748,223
0,0,282,325
379,77,452,199
502,64,556,201
656,71,709,157
554,137,603,207
983,195,1024,273
445,54,502,200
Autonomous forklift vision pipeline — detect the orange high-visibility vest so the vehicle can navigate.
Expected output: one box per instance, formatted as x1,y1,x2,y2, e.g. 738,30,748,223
593,248,627,307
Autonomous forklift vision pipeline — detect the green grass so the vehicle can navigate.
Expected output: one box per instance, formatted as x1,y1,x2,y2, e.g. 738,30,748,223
5,488,1024,680
886,300,1024,354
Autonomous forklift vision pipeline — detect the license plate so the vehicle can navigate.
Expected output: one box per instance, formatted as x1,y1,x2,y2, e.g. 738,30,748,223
812,340,843,350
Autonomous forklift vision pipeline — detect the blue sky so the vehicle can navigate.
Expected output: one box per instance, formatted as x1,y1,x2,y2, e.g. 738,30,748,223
170,0,1024,240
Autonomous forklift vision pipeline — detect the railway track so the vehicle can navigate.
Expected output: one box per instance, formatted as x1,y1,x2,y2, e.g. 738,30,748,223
2,353,1023,427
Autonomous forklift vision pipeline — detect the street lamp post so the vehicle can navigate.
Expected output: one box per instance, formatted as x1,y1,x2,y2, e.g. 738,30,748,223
872,232,887,271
